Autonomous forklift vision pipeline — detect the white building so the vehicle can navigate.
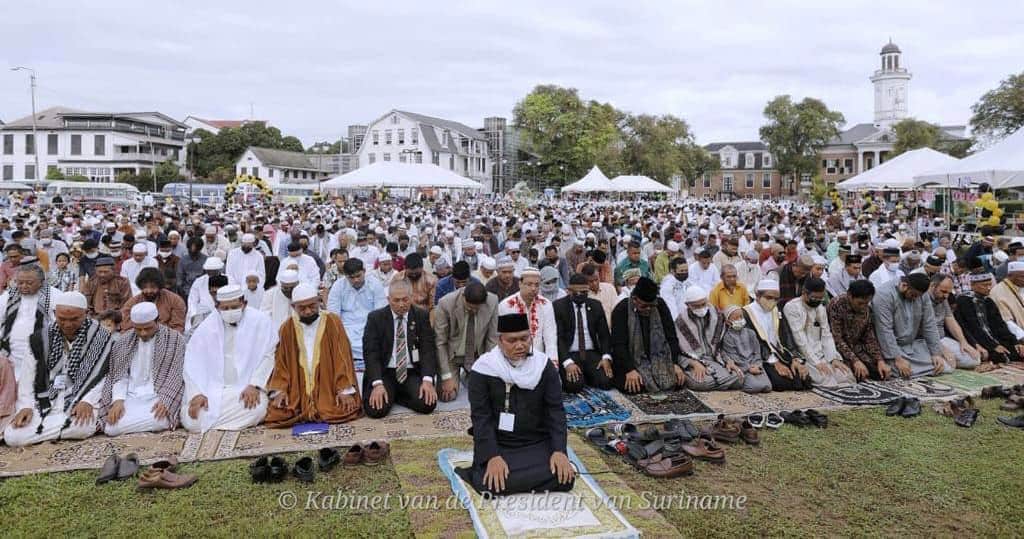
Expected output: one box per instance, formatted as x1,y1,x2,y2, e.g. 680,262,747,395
0,106,188,182
235,146,332,183
356,110,491,191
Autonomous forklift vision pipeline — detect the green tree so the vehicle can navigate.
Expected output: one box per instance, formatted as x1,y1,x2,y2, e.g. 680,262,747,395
66,174,88,182
809,175,829,205
759,95,845,196
207,166,236,183
970,71,1024,143
680,145,720,188
621,114,697,185
45,168,65,180
892,118,973,158
192,123,305,177
307,140,342,154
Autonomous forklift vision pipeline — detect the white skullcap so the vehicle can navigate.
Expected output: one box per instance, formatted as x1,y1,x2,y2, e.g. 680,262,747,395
574,239,584,246
811,255,827,266
481,256,496,270
429,246,443,256
378,253,392,262
505,241,521,250
130,302,159,324
756,279,781,292
204,225,217,235
521,267,541,278
55,291,88,310
132,243,147,254
244,269,261,278
496,256,515,269
202,257,224,271
278,269,299,284
241,233,256,244
216,284,244,302
168,230,180,237
1009,261,1024,273
683,285,708,304
473,241,483,251
444,230,454,238
290,283,318,303
994,251,1009,263
884,238,900,250
667,240,680,252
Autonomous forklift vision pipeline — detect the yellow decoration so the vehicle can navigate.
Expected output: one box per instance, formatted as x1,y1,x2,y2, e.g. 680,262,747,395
226,175,272,203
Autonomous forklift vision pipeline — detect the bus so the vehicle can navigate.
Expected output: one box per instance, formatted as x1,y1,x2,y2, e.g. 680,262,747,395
269,183,322,204
162,182,228,205
45,181,140,207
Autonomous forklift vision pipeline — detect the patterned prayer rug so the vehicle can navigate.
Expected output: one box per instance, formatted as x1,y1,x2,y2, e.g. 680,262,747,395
438,447,639,539
624,389,714,417
932,370,1006,392
562,388,633,428
873,378,959,400
812,382,904,405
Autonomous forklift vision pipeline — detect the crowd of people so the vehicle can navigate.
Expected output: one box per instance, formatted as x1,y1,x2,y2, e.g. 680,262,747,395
0,194,1019,494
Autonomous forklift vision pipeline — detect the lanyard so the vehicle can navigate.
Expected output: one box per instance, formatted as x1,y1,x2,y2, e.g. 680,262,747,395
503,382,512,413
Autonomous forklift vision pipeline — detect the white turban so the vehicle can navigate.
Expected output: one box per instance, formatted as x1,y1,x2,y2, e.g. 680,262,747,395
132,243,147,254
55,291,88,310
202,257,224,271
130,302,159,324
278,269,300,284
683,285,708,304
290,283,318,303
241,233,256,244
216,284,244,302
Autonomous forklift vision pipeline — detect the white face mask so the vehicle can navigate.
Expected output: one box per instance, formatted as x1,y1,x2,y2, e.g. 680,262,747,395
158,251,171,258
220,308,243,325
41,239,52,246
691,306,709,317
886,261,900,271
730,319,746,330
758,297,777,311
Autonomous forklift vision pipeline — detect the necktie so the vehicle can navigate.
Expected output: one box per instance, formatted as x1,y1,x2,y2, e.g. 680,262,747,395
395,315,409,383
576,303,587,356
465,308,477,362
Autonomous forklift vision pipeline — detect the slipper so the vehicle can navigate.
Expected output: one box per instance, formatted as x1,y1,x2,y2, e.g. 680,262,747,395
765,412,785,429
747,413,766,429
612,423,639,441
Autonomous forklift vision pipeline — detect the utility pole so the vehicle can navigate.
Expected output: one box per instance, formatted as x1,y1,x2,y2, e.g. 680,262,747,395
11,67,40,184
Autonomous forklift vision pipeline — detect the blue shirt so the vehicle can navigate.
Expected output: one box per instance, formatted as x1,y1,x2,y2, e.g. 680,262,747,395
434,275,481,304
327,277,387,360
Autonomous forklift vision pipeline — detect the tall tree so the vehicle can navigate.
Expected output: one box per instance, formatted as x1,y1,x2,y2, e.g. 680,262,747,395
621,114,696,185
192,123,305,178
759,96,845,195
970,71,1024,143
892,118,972,158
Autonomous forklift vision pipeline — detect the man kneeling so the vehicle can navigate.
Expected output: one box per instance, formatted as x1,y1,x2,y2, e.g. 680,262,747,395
457,313,575,496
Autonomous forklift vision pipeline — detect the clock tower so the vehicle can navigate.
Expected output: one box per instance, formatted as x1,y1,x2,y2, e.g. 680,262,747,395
870,39,911,128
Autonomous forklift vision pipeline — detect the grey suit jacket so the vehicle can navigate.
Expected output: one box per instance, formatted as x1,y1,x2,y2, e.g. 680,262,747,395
433,288,499,378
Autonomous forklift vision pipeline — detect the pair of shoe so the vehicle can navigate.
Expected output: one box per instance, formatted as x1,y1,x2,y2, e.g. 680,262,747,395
137,457,197,491
935,397,980,427
996,415,1024,429
701,414,759,445
747,412,785,429
885,397,921,418
342,441,390,466
96,453,139,485
981,385,1023,400
680,436,727,464
780,409,828,428
251,456,291,483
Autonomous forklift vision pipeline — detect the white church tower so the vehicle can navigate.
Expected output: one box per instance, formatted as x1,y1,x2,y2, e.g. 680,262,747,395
870,39,911,128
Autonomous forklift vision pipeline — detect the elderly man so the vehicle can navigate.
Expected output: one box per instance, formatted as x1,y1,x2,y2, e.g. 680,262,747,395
200,225,230,260
225,233,265,290
827,280,886,381
927,274,983,371
283,242,321,289
955,272,1023,370
99,302,186,436
434,281,498,402
475,256,496,285
610,277,687,394
181,284,278,432
761,243,786,278
741,279,811,390
261,269,300,328
186,256,227,326
120,243,158,297
659,257,692,320
720,305,773,393
0,265,60,378
498,267,558,365
869,246,904,289
991,260,1024,340
712,237,742,271
674,285,742,392
782,277,855,387
327,258,388,368
4,291,113,446
81,256,132,316
486,256,520,301
709,263,748,312
872,274,946,379
369,253,397,288
120,268,187,334
553,274,613,393
778,255,812,305
263,283,362,427
827,253,862,298
455,313,574,496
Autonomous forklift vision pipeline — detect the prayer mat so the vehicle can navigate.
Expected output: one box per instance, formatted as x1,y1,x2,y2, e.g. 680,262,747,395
562,388,632,428
691,390,838,416
812,382,903,406
933,370,1008,392
873,378,959,400
624,389,714,417
355,372,471,415
989,366,1024,386
438,447,639,539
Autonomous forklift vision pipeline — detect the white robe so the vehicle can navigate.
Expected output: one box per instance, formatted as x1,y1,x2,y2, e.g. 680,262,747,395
104,338,169,436
120,256,158,296
259,286,292,330
0,288,60,385
497,293,558,365
225,247,266,290
282,254,320,289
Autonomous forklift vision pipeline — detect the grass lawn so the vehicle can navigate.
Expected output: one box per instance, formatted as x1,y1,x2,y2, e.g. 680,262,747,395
1,399,1022,537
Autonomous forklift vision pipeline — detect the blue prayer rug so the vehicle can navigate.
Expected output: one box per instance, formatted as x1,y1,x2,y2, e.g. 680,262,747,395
562,388,632,428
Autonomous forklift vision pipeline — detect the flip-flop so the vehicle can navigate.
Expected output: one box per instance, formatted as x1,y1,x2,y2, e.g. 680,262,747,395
747,413,767,428
765,412,785,429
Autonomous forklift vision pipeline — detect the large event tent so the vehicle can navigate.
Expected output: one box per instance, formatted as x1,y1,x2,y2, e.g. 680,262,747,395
914,128,1024,189
835,148,959,191
561,166,615,193
610,175,675,193
320,161,484,190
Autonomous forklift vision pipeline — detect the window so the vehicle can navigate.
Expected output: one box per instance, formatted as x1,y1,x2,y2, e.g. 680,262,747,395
372,131,379,145
302,171,308,179
2,135,11,155
71,134,82,155
48,134,58,155
432,152,439,165
449,155,454,170
25,164,35,180
240,167,247,175
399,153,407,163
824,159,837,175
801,173,811,183
414,152,422,164
385,130,392,145
702,174,711,188
268,169,274,178
762,194,771,200
745,153,754,168
843,159,854,173
2,165,13,180
723,174,734,192
763,153,772,168
411,128,418,145
745,173,754,188
284,170,290,178
252,167,260,177
762,173,771,188
383,153,391,162
25,134,35,155
723,155,733,168
442,130,449,148
94,135,105,156
397,129,405,144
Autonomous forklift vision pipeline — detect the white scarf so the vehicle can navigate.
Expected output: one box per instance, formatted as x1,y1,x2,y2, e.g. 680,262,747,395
471,344,547,391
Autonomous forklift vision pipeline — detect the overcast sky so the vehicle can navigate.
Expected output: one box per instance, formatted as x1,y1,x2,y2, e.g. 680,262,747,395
3,1,1022,146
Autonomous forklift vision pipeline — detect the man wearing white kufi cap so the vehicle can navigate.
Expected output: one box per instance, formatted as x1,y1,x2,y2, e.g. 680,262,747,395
474,255,496,285
673,284,741,392
226,232,266,291
369,253,396,288
120,243,158,297
740,279,812,391
99,302,187,436
261,269,300,328
4,291,114,446
200,224,230,261
186,255,229,328
263,283,362,427
0,264,60,417
991,260,1024,341
181,284,278,433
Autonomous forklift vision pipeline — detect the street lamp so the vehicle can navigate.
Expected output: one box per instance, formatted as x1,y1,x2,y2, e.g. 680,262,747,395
11,67,41,185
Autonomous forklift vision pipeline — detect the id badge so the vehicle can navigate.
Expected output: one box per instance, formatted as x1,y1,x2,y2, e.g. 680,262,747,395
499,412,515,432
412,349,420,364
53,374,69,391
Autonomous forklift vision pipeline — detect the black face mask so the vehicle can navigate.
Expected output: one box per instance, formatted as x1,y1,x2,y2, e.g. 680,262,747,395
241,246,252,254
571,292,588,305
806,298,823,308
676,272,688,282
299,312,320,325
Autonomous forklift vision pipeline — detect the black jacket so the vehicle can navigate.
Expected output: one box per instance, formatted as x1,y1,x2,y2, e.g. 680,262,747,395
362,305,437,383
609,297,682,376
553,296,611,362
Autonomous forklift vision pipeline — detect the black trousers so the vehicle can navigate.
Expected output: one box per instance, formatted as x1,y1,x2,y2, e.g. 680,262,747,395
560,351,613,393
456,440,575,496
362,366,437,418
765,362,811,391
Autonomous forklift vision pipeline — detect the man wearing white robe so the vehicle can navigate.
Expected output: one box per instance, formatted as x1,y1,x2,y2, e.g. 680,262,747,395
120,243,158,297
261,269,300,329
187,256,230,328
181,285,278,433
225,233,266,290
283,242,320,289
0,265,60,398
497,268,558,365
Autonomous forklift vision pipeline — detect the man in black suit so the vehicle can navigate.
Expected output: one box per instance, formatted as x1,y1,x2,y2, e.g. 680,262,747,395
609,277,688,394
553,274,613,393
362,280,438,418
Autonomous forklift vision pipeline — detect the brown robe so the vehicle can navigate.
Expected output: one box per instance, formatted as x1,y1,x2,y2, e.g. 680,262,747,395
263,311,363,427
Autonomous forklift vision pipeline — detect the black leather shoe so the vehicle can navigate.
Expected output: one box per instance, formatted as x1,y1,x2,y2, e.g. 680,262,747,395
268,456,289,482
804,409,828,428
997,415,1024,428
293,456,315,483
885,397,906,416
96,454,120,485
901,398,921,418
250,457,271,483
318,447,341,472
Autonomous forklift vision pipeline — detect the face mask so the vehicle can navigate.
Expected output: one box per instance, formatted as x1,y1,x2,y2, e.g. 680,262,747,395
691,306,709,317
158,251,171,258
220,308,243,325
85,251,98,259
885,262,899,271
730,319,746,330
242,246,252,254
676,272,688,282
299,312,320,325
806,298,823,308
571,292,587,305
758,297,777,311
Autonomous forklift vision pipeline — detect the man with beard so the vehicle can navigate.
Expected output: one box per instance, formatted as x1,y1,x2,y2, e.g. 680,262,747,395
186,256,226,328
610,277,687,394
778,255,812,305
992,261,1024,340
955,272,1023,370
928,274,982,370
99,302,187,436
391,253,437,312
872,274,946,379
80,256,132,316
120,243,158,297
226,233,265,291
782,277,855,387
327,258,388,368
486,256,520,301
712,236,742,271
120,268,186,333
741,279,811,390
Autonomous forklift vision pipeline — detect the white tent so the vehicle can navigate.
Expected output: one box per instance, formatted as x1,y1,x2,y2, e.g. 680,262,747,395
561,166,614,193
835,148,959,191
321,161,484,190
914,128,1024,189
610,175,675,193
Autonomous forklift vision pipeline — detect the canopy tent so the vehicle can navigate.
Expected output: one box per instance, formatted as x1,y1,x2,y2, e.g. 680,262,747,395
609,175,675,193
320,161,484,190
835,148,959,192
914,128,1024,189
561,166,614,193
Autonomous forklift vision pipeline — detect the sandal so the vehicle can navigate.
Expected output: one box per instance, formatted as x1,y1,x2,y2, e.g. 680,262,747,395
747,413,767,429
765,412,785,429
781,410,811,427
